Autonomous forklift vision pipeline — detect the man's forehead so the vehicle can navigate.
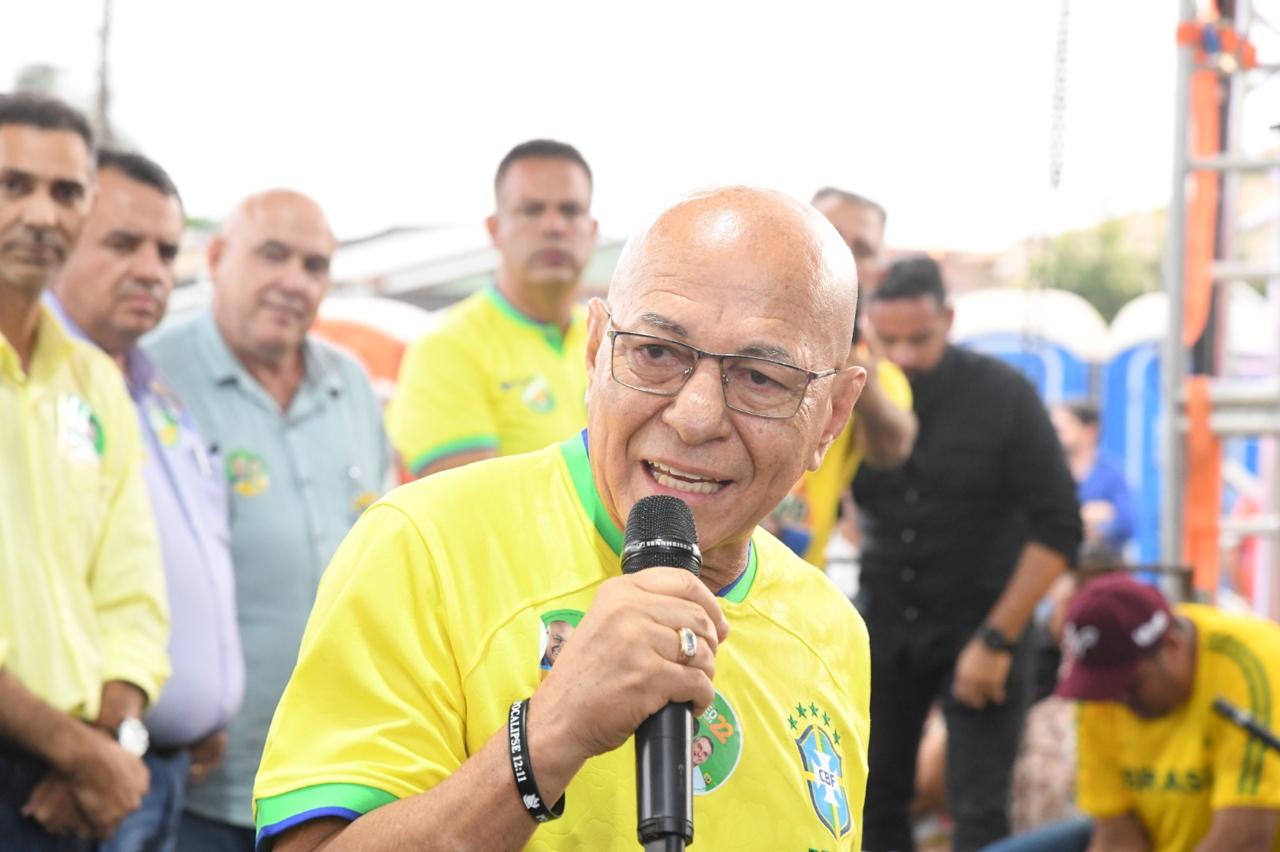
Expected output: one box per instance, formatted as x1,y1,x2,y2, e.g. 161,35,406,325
92,171,183,236
610,186,856,347
231,196,335,252
0,124,91,181
619,220,823,300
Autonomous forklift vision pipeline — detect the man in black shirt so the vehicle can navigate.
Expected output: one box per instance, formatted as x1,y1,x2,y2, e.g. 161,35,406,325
853,257,1082,852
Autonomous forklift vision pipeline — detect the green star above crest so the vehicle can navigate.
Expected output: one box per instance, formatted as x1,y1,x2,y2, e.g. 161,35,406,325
795,702,806,718
787,715,798,731
809,702,819,717
822,711,831,726
834,730,842,745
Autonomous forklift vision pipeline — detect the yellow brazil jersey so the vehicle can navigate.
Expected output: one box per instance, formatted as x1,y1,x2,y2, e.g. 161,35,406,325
1076,604,1280,851
0,308,169,719
255,433,871,851
385,287,588,476
772,358,911,567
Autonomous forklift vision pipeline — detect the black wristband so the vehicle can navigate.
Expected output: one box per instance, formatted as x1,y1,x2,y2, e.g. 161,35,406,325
507,699,565,823
977,624,1017,653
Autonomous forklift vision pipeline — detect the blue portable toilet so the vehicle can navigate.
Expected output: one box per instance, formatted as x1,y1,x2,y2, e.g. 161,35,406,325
1102,293,1166,564
952,288,1108,404
1101,284,1270,569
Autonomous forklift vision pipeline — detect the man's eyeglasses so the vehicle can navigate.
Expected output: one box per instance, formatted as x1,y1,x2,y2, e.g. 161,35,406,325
605,320,839,420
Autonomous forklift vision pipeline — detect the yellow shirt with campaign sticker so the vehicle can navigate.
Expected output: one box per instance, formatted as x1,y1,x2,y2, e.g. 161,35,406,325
385,288,588,475
774,358,912,567
0,308,169,718
255,434,870,851
1076,604,1280,851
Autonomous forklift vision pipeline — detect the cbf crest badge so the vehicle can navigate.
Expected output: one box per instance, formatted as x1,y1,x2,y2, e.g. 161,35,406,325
789,701,851,840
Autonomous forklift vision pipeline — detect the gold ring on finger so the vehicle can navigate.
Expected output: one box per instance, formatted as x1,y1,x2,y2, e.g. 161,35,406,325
677,626,698,661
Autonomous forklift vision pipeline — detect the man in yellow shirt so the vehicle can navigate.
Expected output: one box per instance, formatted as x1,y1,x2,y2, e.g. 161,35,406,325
255,186,873,850
385,139,598,477
1028,574,1280,852
770,188,916,567
0,94,170,847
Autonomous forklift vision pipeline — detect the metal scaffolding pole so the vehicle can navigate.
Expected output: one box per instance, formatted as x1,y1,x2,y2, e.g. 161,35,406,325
1161,0,1198,568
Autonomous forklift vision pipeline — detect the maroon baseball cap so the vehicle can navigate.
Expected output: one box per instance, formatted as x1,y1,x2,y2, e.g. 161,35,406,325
1055,573,1174,701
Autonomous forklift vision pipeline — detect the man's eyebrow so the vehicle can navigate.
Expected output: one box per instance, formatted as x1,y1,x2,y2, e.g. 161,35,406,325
101,228,141,243
637,312,689,338
737,343,797,363
637,311,797,363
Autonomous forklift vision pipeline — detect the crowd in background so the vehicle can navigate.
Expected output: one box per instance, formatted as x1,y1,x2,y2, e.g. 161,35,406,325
2,89,1277,852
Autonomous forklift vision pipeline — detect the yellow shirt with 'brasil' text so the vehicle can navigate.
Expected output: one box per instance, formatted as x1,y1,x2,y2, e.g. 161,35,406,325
255,433,870,851
0,308,169,719
1076,604,1280,851
385,288,588,475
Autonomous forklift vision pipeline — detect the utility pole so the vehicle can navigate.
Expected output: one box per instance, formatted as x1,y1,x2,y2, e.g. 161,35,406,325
95,0,115,145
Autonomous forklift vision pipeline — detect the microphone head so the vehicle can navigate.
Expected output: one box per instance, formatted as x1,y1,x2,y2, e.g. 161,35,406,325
622,495,701,576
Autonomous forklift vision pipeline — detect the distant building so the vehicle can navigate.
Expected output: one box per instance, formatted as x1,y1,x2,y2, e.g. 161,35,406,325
329,225,626,312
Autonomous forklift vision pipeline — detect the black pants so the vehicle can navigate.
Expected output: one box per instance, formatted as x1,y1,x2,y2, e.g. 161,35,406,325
861,637,1032,852
0,743,94,852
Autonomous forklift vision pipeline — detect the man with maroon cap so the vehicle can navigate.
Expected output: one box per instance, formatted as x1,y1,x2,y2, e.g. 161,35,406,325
1035,574,1280,851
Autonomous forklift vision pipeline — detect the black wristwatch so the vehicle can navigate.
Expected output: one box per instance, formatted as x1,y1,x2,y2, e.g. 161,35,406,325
976,624,1017,654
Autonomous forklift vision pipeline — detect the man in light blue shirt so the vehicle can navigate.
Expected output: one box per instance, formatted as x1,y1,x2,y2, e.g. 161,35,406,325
47,149,244,852
145,188,391,850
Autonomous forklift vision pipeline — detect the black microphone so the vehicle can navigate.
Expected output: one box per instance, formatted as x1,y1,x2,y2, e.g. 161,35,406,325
1213,697,1280,754
622,495,701,851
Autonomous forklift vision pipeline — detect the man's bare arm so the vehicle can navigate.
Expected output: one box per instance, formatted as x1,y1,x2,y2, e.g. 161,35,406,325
0,668,148,838
94,681,147,730
952,541,1069,708
275,693,582,852
1088,813,1150,852
0,667,92,770
851,374,916,468
849,347,915,469
1194,807,1278,852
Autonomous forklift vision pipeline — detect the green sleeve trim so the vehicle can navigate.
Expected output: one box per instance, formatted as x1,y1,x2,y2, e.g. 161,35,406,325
256,782,397,832
408,435,500,475
1207,632,1272,795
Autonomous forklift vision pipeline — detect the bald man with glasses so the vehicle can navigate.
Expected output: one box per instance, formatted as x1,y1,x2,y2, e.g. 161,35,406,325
254,187,873,851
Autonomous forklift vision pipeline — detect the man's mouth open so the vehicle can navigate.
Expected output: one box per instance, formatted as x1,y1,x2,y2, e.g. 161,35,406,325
644,460,731,496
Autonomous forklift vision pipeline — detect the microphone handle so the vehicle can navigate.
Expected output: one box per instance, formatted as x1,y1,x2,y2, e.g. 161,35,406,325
635,701,694,847
1213,697,1280,754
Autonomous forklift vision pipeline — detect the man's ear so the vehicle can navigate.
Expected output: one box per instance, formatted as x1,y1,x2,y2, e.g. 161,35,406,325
484,213,499,247
810,365,866,471
206,235,225,277
585,297,609,378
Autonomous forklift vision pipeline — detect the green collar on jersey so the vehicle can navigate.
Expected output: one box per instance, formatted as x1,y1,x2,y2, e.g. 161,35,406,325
558,431,757,603
485,286,573,354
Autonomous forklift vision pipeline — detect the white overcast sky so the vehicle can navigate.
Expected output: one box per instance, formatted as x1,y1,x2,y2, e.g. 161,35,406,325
5,0,1195,251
